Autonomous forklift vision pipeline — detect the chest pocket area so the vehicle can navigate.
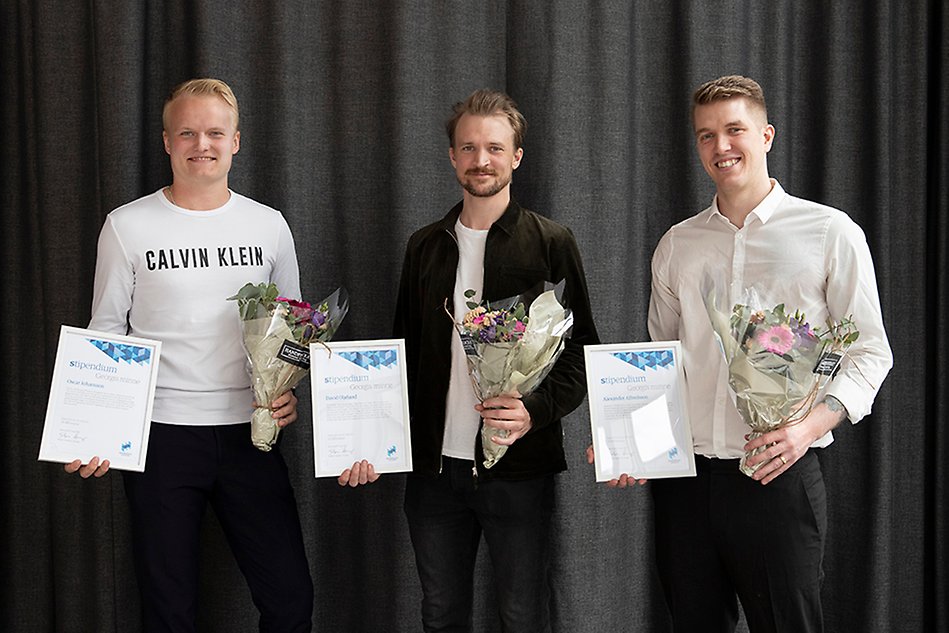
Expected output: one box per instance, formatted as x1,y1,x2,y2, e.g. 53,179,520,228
493,265,552,299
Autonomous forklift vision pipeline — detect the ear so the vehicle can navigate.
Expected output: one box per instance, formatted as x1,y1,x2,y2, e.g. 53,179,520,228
163,131,171,155
449,146,456,168
763,124,775,153
232,130,241,155
512,147,523,169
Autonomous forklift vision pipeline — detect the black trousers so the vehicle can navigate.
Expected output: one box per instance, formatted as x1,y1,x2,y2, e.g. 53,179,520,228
122,422,313,633
651,452,827,633
404,457,555,633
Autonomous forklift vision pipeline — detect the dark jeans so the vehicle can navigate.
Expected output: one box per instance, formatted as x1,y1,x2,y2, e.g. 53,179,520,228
651,451,827,633
123,422,313,633
404,457,555,633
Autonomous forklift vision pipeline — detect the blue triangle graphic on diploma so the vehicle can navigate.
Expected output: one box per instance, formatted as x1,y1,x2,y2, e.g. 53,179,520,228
87,339,152,366
611,350,674,371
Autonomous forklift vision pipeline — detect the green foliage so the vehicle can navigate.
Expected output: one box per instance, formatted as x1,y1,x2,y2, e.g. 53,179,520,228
227,282,279,321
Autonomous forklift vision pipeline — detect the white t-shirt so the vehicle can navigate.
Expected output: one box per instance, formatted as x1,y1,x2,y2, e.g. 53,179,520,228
89,189,301,425
441,219,488,460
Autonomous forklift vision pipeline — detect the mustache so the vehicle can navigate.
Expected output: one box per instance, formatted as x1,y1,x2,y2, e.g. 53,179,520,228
465,169,497,176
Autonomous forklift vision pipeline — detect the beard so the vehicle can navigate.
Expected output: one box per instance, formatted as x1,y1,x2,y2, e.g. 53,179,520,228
458,169,511,198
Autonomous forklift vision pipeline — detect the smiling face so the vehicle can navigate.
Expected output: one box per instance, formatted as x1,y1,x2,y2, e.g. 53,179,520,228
449,113,523,199
693,97,774,199
162,95,240,189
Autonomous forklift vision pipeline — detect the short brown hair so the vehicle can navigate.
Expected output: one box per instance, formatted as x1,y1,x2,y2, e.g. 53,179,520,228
446,89,527,149
692,75,767,124
162,78,240,131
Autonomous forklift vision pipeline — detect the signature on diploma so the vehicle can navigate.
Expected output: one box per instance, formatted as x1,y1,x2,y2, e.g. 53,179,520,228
57,429,88,443
327,445,354,457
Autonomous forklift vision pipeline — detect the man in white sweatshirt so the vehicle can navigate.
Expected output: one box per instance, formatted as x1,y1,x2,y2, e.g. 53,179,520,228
66,78,313,633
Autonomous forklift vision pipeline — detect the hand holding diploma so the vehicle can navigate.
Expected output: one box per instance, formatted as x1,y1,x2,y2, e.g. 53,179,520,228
40,327,161,472
337,460,380,487
585,445,647,488
64,456,111,478
584,342,695,481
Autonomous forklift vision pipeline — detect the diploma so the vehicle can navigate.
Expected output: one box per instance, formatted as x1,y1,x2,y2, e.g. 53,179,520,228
310,339,412,477
39,326,162,472
585,341,695,481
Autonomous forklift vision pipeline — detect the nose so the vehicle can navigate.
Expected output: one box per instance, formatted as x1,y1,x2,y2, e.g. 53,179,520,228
715,135,731,154
476,148,491,166
197,133,212,150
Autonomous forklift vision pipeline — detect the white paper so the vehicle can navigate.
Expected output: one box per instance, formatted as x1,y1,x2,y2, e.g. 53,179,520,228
630,394,677,462
585,341,695,481
310,339,412,477
39,326,162,472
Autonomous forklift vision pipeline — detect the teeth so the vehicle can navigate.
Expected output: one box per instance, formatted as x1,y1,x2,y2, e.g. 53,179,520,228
717,158,739,168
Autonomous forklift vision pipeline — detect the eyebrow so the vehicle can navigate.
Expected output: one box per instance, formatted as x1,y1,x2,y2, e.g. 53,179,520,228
695,120,747,134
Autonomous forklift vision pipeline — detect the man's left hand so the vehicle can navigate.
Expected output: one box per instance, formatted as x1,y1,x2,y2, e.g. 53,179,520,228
271,390,299,428
476,395,532,446
743,400,845,485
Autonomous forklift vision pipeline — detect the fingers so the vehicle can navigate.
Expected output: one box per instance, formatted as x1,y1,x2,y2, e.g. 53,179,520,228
604,473,648,489
755,452,792,484
337,460,379,487
479,394,521,409
66,457,110,478
271,391,299,428
585,444,595,464
488,429,524,446
744,435,797,484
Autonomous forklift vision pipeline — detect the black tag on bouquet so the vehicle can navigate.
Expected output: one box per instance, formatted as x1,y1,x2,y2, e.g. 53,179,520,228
459,332,478,356
277,340,310,369
813,352,842,376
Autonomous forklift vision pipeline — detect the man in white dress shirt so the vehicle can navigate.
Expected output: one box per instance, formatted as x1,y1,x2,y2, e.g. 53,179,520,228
613,75,892,633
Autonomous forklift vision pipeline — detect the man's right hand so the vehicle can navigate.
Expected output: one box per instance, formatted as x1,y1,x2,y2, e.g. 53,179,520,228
337,460,379,487
64,456,110,478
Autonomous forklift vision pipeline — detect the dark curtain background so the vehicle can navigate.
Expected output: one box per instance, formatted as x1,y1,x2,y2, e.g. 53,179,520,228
2,1,945,631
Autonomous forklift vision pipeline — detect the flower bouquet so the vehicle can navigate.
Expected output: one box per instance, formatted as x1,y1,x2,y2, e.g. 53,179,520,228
451,281,574,469
705,286,859,476
229,283,348,451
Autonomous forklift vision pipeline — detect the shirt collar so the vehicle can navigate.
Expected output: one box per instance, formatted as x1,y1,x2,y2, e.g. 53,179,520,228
706,179,786,226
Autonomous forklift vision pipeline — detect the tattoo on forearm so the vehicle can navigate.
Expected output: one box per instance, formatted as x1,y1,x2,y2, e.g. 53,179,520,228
823,395,848,422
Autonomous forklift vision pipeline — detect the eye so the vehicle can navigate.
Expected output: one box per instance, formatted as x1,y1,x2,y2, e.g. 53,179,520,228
698,132,713,142
180,131,194,137
490,146,504,153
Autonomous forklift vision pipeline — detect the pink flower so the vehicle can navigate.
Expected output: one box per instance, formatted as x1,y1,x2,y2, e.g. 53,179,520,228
277,297,312,310
513,321,526,333
755,325,795,354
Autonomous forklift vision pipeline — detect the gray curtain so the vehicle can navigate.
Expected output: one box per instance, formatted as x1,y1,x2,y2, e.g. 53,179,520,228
2,1,945,631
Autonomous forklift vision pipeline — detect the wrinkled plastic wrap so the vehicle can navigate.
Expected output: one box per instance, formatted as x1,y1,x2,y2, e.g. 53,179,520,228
454,281,573,469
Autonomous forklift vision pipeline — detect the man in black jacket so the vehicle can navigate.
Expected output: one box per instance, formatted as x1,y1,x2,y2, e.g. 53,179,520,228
392,89,598,632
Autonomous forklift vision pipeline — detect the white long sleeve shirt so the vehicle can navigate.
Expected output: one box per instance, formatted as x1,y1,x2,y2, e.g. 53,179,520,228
89,189,301,425
648,180,892,458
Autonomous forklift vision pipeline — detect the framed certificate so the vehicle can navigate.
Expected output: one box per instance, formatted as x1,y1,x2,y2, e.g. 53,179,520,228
39,326,162,472
310,339,412,477
585,341,695,481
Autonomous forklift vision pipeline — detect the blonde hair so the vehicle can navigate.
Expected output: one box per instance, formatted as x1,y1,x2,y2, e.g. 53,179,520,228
446,89,527,149
692,75,767,124
162,78,240,130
